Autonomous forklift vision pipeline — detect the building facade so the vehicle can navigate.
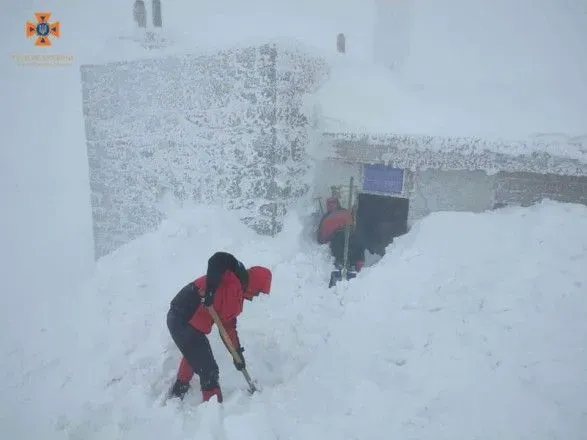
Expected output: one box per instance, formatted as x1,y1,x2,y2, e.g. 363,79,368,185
312,132,587,252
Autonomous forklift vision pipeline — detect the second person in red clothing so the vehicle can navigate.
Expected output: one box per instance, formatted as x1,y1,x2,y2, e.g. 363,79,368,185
166,251,272,403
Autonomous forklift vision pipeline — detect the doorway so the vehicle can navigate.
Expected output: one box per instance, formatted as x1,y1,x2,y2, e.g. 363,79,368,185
356,193,410,256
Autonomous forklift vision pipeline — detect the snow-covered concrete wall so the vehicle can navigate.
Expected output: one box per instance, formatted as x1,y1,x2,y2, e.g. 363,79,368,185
495,171,587,208
323,133,587,177
314,132,587,228
408,169,495,224
81,43,327,259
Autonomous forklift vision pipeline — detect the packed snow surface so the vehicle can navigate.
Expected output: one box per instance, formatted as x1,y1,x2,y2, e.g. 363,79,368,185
3,201,587,439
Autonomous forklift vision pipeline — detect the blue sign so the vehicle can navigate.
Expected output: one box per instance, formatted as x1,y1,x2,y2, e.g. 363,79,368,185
363,164,404,194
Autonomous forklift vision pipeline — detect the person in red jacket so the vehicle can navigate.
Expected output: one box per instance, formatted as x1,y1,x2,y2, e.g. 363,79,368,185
166,251,272,403
317,196,366,273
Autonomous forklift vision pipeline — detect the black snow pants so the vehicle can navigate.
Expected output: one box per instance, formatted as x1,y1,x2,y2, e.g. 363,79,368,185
329,229,365,268
167,306,219,391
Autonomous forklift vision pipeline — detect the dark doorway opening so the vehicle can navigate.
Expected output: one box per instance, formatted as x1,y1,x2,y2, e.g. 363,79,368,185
356,193,410,256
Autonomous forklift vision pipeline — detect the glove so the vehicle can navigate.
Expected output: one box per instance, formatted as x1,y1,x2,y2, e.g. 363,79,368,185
203,289,215,307
233,346,246,371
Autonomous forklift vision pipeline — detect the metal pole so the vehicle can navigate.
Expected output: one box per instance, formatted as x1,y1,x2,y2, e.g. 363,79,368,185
341,176,354,279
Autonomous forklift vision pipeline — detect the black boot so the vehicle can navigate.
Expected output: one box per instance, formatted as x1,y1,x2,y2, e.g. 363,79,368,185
346,265,358,281
169,379,190,400
329,269,342,288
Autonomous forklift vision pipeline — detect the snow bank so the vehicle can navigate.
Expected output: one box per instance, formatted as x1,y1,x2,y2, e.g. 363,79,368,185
4,201,586,439
280,200,587,439
0,203,338,439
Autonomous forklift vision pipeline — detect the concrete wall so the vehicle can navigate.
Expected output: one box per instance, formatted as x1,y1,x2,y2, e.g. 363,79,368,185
81,43,328,259
495,171,587,207
408,169,495,224
323,133,587,177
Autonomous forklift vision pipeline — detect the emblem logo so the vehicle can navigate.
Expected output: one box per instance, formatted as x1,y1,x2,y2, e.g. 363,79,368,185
25,12,60,47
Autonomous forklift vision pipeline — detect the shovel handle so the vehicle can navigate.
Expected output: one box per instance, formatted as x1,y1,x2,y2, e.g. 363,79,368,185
207,305,258,393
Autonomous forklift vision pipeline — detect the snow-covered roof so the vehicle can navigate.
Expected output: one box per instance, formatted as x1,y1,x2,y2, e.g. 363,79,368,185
307,62,587,175
321,132,587,177
306,1,587,175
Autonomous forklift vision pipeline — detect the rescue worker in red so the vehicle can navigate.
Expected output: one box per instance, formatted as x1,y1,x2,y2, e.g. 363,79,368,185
317,196,366,276
166,251,272,403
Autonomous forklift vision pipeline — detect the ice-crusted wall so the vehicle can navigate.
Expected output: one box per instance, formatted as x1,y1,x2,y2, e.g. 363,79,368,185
318,132,587,219
81,43,328,259
323,133,587,176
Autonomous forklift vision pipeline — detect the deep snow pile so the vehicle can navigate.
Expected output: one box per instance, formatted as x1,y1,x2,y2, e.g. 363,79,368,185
3,200,587,439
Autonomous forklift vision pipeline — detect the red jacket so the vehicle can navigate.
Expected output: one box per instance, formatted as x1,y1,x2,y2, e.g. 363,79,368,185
317,208,354,244
188,271,245,347
171,253,272,387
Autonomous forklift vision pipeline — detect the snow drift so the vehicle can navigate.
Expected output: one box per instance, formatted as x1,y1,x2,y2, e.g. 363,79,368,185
3,200,586,439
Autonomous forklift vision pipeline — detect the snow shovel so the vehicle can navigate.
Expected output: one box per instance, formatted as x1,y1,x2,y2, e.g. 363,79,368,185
207,305,259,395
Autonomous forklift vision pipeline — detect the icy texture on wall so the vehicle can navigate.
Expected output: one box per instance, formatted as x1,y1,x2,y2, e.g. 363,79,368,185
323,133,587,177
81,43,328,259
320,132,587,217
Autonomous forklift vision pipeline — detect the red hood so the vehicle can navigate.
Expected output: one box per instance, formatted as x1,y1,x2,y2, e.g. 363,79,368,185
245,266,272,299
